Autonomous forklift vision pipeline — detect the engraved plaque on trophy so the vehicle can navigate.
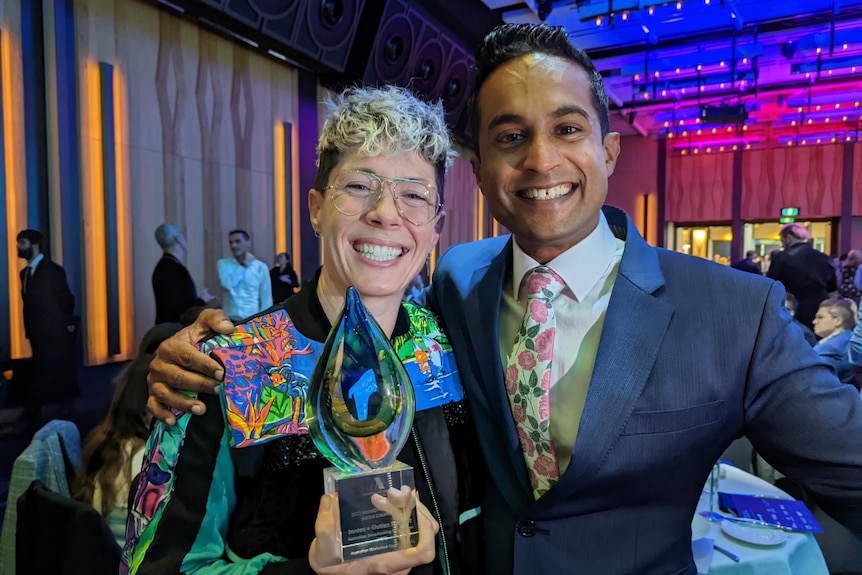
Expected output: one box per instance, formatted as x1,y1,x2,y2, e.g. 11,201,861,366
306,287,418,561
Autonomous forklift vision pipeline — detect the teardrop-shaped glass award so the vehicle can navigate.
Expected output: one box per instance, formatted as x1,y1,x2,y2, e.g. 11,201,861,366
306,287,415,472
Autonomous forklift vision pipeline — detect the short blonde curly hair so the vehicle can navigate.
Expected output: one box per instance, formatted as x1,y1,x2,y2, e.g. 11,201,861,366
314,85,456,202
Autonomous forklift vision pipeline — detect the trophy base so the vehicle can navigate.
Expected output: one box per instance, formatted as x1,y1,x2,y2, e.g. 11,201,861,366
323,461,419,561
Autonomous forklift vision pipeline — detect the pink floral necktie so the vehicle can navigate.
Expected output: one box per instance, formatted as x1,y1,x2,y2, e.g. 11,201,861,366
506,266,565,499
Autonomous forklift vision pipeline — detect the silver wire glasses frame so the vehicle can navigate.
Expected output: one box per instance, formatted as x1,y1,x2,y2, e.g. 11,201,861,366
324,170,442,226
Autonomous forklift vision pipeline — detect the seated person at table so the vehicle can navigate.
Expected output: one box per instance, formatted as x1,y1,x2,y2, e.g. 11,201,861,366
122,85,481,575
812,298,857,386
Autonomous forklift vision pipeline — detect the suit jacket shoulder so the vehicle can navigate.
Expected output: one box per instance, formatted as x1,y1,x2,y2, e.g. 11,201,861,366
436,235,510,276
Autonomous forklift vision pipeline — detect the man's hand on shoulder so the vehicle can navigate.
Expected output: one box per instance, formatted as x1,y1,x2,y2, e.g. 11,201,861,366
147,308,235,425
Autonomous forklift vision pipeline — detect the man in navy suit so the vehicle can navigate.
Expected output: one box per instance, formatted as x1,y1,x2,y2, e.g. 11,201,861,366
730,250,762,275
145,24,862,575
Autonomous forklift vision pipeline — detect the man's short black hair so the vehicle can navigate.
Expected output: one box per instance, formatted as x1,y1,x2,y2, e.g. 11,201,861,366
17,229,44,247
228,229,250,241
468,23,611,153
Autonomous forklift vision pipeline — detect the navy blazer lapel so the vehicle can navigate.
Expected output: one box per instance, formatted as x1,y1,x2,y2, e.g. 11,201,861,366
464,238,535,503
556,209,674,493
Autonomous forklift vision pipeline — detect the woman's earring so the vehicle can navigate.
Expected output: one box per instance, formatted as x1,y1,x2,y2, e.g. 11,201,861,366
313,228,321,239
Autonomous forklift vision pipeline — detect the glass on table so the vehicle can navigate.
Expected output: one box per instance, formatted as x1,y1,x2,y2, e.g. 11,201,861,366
708,462,721,520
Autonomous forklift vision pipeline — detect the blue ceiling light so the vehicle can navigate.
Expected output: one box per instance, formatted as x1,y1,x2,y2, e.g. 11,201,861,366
791,54,862,72
488,0,862,140
631,70,755,95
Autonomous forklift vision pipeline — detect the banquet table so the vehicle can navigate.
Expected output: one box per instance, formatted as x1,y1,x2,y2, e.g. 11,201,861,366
694,464,829,575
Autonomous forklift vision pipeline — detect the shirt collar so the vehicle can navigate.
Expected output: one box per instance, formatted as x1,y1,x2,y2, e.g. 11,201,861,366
511,211,618,301
29,253,45,270
817,329,847,345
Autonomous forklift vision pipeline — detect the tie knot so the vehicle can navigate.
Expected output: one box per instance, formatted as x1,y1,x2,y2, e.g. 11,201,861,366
522,266,565,301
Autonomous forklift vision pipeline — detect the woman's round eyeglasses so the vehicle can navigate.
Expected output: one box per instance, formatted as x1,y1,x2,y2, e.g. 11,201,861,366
325,170,441,226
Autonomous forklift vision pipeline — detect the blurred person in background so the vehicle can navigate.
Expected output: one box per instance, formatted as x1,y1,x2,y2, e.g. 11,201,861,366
838,249,862,305
270,251,299,303
767,223,837,329
152,223,214,325
404,273,425,301
218,230,272,321
731,250,762,275
811,298,857,387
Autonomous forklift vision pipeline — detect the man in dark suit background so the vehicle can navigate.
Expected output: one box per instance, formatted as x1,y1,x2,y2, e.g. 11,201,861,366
16,229,79,416
767,223,837,329
269,252,299,303
152,223,214,325
731,249,762,275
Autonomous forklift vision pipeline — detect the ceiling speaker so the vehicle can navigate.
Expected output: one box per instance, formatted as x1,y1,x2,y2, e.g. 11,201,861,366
262,0,362,73
248,0,299,18
316,0,476,138
223,0,265,28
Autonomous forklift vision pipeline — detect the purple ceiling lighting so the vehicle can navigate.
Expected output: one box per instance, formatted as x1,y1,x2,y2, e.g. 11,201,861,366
484,0,862,149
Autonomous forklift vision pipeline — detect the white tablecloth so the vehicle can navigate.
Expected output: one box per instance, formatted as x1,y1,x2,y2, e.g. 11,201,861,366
696,464,829,575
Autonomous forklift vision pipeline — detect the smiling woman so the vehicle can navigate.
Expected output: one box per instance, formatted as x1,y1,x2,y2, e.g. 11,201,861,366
123,85,482,575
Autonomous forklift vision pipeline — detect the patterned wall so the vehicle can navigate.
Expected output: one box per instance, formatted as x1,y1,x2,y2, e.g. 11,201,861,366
665,142,860,224
667,152,734,222
742,144,844,221
854,143,862,216
609,136,659,245
75,0,299,347
437,153,479,256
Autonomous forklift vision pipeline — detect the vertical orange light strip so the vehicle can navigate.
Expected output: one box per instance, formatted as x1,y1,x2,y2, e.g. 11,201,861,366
84,61,107,363
475,189,485,240
1,30,25,359
113,65,132,357
633,193,646,239
273,122,286,253
290,123,303,278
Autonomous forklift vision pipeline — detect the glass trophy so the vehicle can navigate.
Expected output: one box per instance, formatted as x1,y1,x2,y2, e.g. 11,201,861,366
306,287,418,561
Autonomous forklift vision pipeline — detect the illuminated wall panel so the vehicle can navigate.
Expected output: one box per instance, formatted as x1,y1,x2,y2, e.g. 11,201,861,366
274,120,299,280
99,61,120,355
1,27,28,359
288,122,301,281
0,29,12,361
81,60,132,363
273,122,286,253
43,0,84,306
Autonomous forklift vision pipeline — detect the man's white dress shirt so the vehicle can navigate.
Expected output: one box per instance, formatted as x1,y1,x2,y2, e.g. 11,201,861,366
500,212,625,473
217,254,272,320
